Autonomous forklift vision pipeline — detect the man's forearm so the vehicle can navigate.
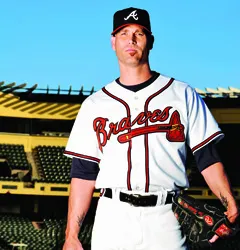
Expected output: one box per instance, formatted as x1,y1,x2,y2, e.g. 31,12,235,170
65,178,96,239
201,162,239,223
202,162,233,201
201,162,234,203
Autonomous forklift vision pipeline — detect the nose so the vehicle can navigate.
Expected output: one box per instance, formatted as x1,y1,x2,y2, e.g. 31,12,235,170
128,33,137,44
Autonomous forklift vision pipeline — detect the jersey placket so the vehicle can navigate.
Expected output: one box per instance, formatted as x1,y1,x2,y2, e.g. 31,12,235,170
129,94,146,191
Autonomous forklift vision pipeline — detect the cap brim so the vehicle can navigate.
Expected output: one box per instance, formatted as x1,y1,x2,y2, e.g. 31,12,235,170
111,24,152,35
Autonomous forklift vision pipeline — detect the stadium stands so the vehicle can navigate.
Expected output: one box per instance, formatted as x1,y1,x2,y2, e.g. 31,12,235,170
0,214,93,250
0,214,64,250
35,145,71,184
0,144,30,170
0,142,94,249
0,143,31,182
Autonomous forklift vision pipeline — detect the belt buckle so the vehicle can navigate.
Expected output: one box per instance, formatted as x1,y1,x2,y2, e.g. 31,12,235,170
131,194,141,206
132,194,141,198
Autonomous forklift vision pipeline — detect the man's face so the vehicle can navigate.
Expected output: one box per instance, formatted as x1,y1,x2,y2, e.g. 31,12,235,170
111,24,150,67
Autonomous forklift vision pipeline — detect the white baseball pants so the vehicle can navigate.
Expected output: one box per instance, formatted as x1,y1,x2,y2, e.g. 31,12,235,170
91,195,188,250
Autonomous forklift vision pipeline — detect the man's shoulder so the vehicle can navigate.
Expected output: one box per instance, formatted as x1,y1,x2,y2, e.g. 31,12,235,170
159,74,193,91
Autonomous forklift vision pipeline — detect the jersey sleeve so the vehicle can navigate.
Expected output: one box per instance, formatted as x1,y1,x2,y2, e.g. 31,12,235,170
64,98,101,164
186,87,224,154
194,141,222,172
70,157,99,180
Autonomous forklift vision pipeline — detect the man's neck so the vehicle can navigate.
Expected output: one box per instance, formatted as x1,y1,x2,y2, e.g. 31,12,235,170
118,64,152,86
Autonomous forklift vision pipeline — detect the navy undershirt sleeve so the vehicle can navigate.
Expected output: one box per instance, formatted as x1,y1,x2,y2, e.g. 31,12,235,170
70,157,99,180
194,141,222,172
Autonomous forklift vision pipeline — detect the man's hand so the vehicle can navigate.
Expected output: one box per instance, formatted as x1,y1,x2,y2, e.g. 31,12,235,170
224,200,239,224
63,236,84,250
201,162,240,244
209,200,239,244
172,193,240,248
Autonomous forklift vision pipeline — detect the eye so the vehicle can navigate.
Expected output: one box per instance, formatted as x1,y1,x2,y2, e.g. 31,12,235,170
137,32,144,36
120,31,127,36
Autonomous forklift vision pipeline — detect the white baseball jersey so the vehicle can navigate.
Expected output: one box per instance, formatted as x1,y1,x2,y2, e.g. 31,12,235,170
64,74,223,192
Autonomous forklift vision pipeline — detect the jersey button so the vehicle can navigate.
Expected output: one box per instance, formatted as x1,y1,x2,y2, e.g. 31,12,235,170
134,96,138,100
135,108,139,111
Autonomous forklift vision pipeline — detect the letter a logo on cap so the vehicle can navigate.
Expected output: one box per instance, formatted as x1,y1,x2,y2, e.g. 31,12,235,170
124,10,138,20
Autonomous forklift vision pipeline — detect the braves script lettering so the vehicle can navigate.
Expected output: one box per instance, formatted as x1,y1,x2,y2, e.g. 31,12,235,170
93,106,185,151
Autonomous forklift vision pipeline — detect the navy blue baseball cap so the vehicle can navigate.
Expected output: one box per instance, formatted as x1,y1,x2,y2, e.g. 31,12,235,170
112,7,152,35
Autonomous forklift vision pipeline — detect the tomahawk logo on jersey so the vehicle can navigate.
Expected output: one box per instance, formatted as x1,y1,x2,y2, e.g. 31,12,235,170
64,74,224,192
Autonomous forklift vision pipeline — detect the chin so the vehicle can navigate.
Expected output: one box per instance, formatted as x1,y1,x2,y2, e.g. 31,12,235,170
125,59,139,66
126,56,141,63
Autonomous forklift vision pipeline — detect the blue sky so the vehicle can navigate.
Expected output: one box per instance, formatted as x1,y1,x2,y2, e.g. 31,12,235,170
1,0,239,93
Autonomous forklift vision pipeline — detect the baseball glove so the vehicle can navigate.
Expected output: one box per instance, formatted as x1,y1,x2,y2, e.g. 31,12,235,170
172,193,239,249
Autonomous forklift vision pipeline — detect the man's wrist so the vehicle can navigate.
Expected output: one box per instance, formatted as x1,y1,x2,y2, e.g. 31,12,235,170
65,227,80,239
65,234,79,241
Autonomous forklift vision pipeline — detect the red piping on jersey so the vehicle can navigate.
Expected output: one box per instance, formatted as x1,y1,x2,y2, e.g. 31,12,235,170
64,150,101,163
191,131,223,153
102,87,133,191
144,78,175,192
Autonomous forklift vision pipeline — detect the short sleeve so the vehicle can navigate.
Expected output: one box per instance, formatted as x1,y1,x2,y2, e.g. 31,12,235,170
70,157,99,180
186,87,224,154
64,98,101,164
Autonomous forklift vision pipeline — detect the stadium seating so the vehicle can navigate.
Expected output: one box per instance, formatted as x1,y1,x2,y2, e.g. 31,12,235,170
0,214,62,249
0,214,93,250
36,145,71,184
0,144,31,181
0,144,29,170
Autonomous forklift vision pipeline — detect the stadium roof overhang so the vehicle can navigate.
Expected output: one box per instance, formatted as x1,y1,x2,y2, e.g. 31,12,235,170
0,82,239,121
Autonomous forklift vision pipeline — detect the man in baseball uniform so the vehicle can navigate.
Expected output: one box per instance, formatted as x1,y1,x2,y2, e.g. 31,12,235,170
63,7,239,250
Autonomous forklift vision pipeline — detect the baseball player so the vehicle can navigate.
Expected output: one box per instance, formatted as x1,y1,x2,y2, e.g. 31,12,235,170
63,7,239,250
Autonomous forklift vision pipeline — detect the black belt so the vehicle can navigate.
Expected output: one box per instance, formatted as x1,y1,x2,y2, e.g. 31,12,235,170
102,188,174,207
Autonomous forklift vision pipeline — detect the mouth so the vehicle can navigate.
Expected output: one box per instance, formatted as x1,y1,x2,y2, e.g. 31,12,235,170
126,48,137,56
126,48,137,52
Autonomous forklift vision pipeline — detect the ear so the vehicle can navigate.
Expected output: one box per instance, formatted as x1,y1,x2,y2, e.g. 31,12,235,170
148,35,154,50
111,36,116,51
